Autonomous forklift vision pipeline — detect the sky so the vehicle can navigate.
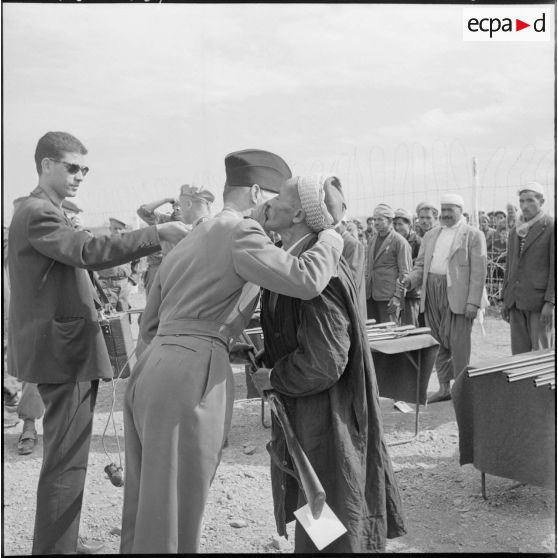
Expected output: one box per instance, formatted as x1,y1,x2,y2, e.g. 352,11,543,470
2,3,555,227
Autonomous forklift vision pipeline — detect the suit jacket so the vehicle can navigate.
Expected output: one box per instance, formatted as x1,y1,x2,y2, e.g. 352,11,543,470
408,221,487,314
503,213,555,312
8,187,161,384
365,229,412,301
139,209,342,345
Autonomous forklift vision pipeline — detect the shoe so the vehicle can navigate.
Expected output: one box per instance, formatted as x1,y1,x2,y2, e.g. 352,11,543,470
427,383,452,404
4,390,21,408
3,409,20,428
77,538,105,554
17,430,37,455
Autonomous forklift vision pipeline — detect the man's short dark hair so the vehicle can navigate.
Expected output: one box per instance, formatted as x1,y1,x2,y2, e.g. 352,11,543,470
34,131,88,174
366,216,375,224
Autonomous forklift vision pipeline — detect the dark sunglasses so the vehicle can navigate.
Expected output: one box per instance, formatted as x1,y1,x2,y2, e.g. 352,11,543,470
50,158,89,176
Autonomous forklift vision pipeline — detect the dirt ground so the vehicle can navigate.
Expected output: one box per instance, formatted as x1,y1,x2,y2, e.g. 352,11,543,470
2,309,555,554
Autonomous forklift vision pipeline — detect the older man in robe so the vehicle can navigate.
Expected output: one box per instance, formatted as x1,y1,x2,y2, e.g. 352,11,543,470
120,150,344,554
401,193,487,403
251,176,406,553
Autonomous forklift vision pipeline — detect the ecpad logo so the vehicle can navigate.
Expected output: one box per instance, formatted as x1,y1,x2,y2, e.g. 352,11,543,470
463,8,552,41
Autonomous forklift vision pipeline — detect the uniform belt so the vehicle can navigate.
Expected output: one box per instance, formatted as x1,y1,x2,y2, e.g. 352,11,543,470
157,318,232,348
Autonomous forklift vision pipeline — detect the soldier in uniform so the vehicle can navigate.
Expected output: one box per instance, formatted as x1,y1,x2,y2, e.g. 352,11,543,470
120,149,344,554
96,217,136,312
137,186,215,295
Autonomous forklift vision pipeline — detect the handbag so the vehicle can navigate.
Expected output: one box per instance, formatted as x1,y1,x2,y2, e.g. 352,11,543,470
91,272,136,379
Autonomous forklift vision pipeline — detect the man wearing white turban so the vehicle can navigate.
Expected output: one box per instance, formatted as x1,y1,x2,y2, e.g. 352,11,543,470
365,203,412,323
251,176,406,553
402,194,487,403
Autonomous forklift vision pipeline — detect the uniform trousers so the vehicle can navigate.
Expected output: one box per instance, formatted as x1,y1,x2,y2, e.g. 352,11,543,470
121,335,234,554
18,382,45,421
33,381,98,555
509,306,554,355
425,274,473,385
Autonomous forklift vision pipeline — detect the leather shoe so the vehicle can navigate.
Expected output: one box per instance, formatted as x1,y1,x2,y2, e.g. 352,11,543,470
77,538,105,554
427,383,452,404
17,431,37,455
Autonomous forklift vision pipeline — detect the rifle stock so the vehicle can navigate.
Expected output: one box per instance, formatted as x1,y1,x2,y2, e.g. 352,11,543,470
266,392,326,519
241,333,326,519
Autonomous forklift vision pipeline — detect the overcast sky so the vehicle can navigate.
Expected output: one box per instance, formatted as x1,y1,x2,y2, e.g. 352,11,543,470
3,3,555,226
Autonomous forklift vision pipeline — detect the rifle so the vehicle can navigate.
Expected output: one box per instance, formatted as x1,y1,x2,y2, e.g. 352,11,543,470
241,332,326,520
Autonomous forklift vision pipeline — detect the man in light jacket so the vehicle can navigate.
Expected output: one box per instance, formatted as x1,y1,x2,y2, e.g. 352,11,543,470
401,194,487,403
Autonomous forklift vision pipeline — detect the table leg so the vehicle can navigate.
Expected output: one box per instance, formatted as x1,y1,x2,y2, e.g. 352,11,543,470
415,351,421,436
481,472,487,500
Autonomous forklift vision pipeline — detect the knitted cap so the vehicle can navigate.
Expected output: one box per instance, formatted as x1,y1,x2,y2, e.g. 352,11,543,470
295,175,334,232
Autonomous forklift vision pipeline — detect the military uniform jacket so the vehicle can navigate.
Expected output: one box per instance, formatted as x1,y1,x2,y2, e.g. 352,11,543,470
8,187,161,384
139,208,342,346
503,213,555,312
260,235,406,552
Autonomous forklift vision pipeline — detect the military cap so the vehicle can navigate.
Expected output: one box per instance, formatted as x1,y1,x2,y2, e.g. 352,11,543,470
179,184,215,204
224,149,292,193
109,217,127,229
61,199,83,214
394,208,413,224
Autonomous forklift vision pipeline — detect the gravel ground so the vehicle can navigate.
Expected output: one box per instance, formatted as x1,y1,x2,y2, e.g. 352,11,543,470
3,311,555,554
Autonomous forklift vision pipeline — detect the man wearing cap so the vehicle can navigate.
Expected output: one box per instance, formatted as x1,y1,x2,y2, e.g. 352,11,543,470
365,204,412,323
502,182,555,354
96,217,139,313
401,194,486,403
137,185,215,295
137,196,183,294
393,208,422,326
250,175,406,552
416,201,440,238
120,149,344,554
8,131,189,555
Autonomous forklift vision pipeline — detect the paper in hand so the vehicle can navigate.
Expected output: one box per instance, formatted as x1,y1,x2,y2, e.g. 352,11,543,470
293,502,347,551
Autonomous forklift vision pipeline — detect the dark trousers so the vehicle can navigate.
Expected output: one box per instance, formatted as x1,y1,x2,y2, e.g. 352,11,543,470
509,306,554,355
33,381,98,555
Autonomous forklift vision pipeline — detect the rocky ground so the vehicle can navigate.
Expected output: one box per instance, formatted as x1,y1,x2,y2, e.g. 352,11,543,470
3,311,555,554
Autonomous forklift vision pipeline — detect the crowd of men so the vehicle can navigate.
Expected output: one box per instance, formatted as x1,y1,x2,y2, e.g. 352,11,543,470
3,130,555,554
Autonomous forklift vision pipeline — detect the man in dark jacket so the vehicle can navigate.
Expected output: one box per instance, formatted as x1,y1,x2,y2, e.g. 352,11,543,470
394,208,421,326
502,182,555,353
7,131,189,555
251,175,406,553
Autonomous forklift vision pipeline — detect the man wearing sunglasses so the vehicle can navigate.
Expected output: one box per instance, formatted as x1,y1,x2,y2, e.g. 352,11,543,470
7,131,190,555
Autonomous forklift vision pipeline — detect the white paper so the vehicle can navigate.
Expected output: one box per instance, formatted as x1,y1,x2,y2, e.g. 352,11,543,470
293,502,347,551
